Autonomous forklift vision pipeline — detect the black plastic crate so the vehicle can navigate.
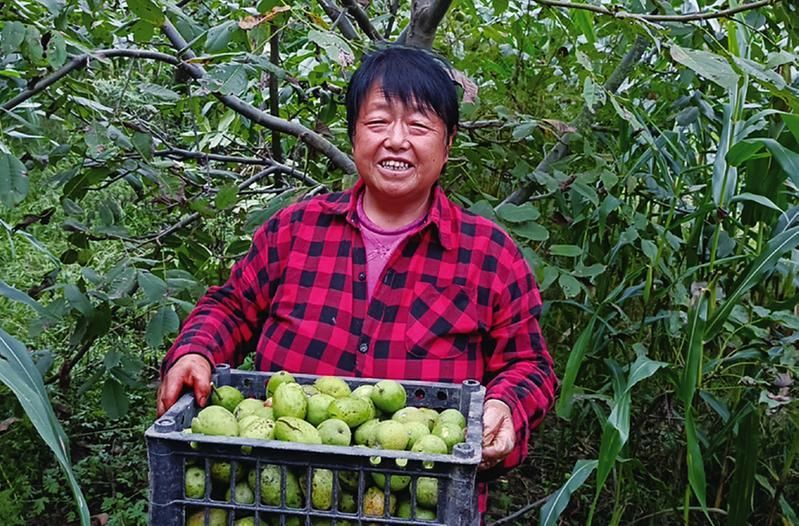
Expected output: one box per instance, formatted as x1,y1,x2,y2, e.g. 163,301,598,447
146,365,485,525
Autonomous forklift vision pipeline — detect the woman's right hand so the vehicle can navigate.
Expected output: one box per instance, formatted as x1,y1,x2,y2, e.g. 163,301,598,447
156,354,212,417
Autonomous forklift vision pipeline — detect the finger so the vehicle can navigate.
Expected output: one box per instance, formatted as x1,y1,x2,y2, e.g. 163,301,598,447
159,374,183,416
192,371,211,407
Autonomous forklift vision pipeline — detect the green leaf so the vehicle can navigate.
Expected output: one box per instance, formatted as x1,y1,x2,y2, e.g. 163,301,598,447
215,183,239,210
783,113,799,143
63,285,94,316
670,45,739,91
626,354,667,390
35,0,66,15
307,29,353,64
680,289,707,405
145,305,180,349
512,221,549,241
572,262,605,278
558,273,581,298
730,192,783,213
21,26,44,62
512,122,537,140
0,152,29,208
707,226,799,339
685,408,708,510
549,244,582,257
1,22,26,55
556,317,595,419
128,0,164,25
137,270,167,303
496,203,540,223
539,459,598,526
729,139,799,187
205,21,241,53
0,281,48,317
572,10,595,44
641,239,657,262
130,20,155,43
582,77,602,110
205,63,249,96
0,329,90,526
727,404,759,526
46,32,67,69
101,377,129,419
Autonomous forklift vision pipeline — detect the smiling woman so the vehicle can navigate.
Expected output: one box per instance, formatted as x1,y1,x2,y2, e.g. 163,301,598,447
346,47,459,230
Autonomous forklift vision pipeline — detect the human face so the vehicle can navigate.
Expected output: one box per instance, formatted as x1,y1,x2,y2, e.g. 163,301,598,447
352,84,453,216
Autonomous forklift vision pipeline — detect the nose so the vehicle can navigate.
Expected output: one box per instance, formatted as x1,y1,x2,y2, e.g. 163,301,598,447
384,121,409,150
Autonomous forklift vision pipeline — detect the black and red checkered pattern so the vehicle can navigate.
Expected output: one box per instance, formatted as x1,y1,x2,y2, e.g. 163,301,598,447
162,179,556,475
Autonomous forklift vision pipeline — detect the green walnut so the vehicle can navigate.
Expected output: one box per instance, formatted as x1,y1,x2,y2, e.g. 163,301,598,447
185,466,205,499
275,416,322,444
328,397,372,428
210,385,245,413
186,508,227,526
353,418,380,447
397,500,437,520
437,408,466,429
234,398,273,421
431,422,465,452
375,420,409,451
370,380,406,414
272,382,308,420
317,418,351,446
191,406,238,437
266,370,296,398
363,486,397,518
306,393,335,426
415,477,439,508
249,464,303,508
314,376,352,398
225,481,255,504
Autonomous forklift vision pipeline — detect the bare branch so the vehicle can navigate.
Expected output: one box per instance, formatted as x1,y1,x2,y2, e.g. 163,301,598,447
499,35,650,208
397,0,454,49
2,49,180,111
161,20,356,174
531,0,777,23
341,0,383,41
316,0,358,40
486,495,549,526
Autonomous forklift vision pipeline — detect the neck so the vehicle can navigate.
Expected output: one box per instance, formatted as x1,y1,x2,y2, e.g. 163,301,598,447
361,188,432,230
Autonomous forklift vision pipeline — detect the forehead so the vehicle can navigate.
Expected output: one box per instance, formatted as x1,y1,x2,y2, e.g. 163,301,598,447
359,82,432,116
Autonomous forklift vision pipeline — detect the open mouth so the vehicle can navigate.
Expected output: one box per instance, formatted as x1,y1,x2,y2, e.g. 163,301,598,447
379,160,412,171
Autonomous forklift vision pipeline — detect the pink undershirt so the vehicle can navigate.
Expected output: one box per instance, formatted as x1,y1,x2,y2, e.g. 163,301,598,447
357,193,426,301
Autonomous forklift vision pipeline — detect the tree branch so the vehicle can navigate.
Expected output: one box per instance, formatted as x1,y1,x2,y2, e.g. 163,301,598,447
384,0,402,38
341,0,383,41
498,35,650,208
153,148,274,165
142,164,323,244
2,49,180,111
397,0,454,49
161,21,356,174
316,0,358,40
531,0,777,23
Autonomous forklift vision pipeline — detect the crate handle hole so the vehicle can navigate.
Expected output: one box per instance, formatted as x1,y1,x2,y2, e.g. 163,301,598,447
436,390,448,401
414,389,426,400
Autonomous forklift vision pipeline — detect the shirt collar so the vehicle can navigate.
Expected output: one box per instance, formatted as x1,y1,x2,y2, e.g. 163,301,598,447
318,178,455,251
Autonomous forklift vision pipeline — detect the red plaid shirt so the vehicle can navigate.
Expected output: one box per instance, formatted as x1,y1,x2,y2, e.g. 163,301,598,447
163,179,556,502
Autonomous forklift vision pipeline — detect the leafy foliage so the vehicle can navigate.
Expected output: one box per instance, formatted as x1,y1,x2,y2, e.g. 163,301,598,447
1,0,798,524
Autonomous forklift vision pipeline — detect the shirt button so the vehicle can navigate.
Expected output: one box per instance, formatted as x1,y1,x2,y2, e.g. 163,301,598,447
358,342,368,353
358,272,366,281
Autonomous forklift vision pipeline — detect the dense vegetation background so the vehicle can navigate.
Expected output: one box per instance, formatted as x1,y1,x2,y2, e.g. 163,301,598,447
1,0,798,524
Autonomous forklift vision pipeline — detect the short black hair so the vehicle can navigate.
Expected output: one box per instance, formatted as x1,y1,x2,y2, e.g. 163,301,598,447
345,46,459,142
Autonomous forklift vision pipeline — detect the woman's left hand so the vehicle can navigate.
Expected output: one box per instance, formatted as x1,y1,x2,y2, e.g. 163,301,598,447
479,399,515,470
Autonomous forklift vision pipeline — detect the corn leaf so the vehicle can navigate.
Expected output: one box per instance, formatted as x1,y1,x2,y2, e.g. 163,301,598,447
0,328,90,526
555,316,596,419
727,403,759,526
540,459,598,526
707,226,799,339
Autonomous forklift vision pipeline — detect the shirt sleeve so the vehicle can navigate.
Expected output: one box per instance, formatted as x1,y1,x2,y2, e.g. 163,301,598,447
482,246,557,475
160,211,287,377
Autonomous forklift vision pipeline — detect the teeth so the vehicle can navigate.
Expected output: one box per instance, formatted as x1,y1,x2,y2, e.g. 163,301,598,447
380,160,411,171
